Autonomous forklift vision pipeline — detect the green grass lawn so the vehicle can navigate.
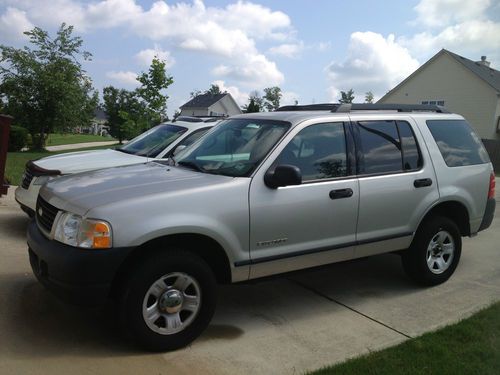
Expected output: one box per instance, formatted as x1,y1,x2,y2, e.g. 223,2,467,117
46,133,116,146
310,301,500,375
5,144,116,186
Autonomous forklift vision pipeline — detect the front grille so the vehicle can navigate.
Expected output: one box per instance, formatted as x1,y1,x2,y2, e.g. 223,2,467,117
21,167,35,189
36,197,59,233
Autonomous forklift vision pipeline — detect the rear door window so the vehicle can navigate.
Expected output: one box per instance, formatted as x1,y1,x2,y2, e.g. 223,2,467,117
426,120,490,167
357,121,402,174
356,120,423,174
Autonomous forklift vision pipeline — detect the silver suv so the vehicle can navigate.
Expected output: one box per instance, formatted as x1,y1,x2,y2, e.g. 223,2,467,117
27,104,496,351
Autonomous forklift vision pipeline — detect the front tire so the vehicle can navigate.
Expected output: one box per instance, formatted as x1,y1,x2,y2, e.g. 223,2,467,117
402,216,461,286
120,250,217,351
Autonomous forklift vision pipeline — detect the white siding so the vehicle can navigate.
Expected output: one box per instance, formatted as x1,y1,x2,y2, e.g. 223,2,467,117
379,53,500,140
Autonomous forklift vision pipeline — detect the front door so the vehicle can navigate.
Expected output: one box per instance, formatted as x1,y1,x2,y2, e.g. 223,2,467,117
248,121,359,279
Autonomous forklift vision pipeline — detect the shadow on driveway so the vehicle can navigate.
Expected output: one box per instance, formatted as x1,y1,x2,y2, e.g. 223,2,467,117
0,254,419,360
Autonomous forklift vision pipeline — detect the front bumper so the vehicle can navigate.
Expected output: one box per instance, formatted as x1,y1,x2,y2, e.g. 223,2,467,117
27,220,134,306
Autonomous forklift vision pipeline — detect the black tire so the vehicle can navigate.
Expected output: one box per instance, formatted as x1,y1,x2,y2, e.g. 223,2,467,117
119,250,217,351
402,216,461,286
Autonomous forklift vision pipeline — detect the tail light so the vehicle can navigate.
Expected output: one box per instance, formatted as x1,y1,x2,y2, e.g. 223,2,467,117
488,173,495,199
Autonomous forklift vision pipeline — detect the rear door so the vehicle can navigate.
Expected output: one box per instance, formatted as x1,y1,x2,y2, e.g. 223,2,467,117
352,116,439,257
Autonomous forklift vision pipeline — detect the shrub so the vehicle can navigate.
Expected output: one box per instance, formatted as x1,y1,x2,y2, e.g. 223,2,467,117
8,125,29,152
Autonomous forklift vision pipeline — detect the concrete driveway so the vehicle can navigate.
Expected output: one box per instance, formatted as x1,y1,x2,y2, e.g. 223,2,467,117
1,184,499,375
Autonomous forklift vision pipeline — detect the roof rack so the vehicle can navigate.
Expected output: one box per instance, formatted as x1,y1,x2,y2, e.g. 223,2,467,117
276,103,450,114
333,103,450,113
276,103,340,112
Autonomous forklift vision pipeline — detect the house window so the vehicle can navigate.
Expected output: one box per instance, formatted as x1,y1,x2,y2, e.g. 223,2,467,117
421,100,445,106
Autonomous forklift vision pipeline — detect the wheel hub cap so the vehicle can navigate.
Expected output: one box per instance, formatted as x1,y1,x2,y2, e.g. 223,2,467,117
142,272,202,335
159,289,183,314
426,230,455,274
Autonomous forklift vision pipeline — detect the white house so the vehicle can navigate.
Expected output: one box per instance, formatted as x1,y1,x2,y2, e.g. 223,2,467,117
179,93,242,118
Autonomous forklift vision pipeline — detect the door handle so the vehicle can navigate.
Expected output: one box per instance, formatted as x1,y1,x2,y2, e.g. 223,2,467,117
414,178,433,188
329,188,353,199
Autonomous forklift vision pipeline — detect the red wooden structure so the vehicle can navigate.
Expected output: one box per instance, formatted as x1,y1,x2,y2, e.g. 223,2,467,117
0,115,13,197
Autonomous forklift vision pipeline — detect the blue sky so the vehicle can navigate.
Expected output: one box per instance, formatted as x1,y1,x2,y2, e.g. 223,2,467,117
1,0,499,117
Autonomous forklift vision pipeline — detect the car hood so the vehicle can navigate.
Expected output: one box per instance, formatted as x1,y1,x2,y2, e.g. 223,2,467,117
41,162,231,215
34,149,147,174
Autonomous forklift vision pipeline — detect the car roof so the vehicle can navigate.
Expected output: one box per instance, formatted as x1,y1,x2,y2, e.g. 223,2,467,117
229,110,462,127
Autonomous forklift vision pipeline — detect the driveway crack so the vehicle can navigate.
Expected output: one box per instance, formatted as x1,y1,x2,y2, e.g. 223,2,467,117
289,278,412,339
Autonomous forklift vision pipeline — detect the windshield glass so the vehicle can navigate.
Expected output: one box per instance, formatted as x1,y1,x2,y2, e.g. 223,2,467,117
175,119,290,177
118,124,188,157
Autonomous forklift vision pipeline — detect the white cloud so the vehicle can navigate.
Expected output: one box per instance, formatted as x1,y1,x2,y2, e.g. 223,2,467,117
268,42,304,58
0,7,34,41
413,0,492,28
212,53,284,87
105,70,139,87
402,0,500,65
4,0,289,93
326,32,419,101
212,80,248,106
135,45,175,68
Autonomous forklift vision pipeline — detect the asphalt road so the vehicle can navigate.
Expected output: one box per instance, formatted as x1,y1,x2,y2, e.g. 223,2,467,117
1,184,499,375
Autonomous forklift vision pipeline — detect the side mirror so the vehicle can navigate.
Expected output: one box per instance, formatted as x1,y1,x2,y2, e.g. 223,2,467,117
173,144,187,156
264,164,302,189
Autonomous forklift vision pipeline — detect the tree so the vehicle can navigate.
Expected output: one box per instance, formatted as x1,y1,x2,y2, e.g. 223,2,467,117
190,89,202,98
263,86,282,111
242,91,264,113
365,91,374,104
205,84,225,95
0,23,97,150
243,99,260,113
102,86,147,144
339,89,355,104
136,57,173,127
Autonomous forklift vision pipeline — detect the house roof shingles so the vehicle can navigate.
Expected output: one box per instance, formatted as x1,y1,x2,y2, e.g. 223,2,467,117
180,93,227,109
445,50,500,92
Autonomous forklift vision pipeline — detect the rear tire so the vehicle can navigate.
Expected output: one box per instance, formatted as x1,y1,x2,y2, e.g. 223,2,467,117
119,250,217,351
402,216,461,286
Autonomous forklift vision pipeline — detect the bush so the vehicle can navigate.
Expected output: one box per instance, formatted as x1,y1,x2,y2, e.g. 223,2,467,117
8,125,29,152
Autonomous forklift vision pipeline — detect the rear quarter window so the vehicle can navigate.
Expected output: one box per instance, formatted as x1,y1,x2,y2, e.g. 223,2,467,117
426,120,490,167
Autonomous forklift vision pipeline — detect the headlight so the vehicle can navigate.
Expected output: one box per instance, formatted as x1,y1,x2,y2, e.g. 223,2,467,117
33,175,57,186
54,212,112,249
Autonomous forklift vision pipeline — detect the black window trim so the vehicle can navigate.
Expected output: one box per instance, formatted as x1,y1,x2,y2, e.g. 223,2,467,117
352,119,424,178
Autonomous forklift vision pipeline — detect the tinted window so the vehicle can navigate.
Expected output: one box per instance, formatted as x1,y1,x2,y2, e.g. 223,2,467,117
398,121,422,170
119,124,187,157
168,127,210,157
176,119,289,177
426,120,490,167
357,121,402,174
275,122,347,181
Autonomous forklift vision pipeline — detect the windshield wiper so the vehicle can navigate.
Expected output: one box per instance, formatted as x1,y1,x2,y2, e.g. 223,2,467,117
177,160,204,172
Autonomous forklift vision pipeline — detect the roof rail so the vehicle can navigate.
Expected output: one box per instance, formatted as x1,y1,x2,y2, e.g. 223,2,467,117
276,103,340,112
333,103,450,113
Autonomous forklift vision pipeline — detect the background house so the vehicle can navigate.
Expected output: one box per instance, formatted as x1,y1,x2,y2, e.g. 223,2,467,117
179,93,242,118
378,49,500,169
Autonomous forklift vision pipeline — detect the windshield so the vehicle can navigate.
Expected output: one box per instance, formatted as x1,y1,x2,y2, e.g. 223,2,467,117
175,119,290,177
118,124,188,157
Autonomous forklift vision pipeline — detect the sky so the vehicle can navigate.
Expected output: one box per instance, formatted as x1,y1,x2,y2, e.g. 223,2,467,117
1,0,499,117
